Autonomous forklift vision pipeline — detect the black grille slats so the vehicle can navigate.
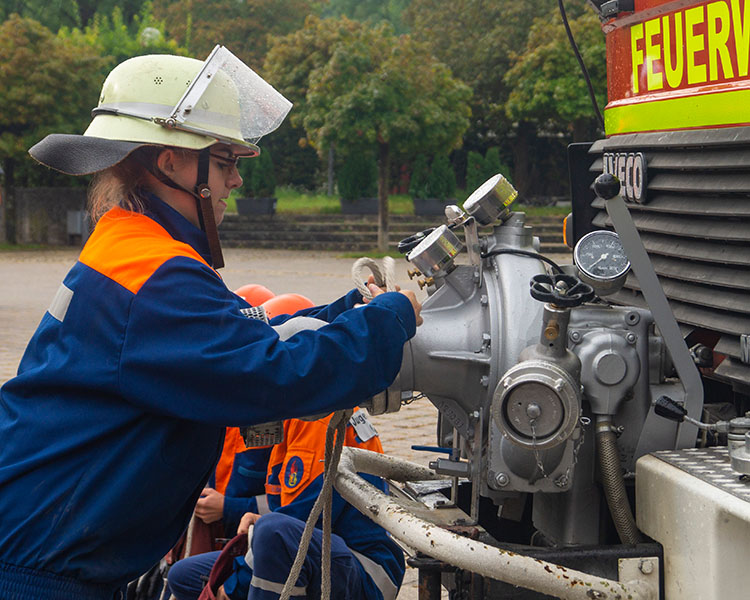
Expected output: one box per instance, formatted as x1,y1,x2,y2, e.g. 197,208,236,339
589,128,750,386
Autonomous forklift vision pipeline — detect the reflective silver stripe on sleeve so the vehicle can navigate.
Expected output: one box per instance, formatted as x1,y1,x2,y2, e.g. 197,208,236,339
250,575,306,597
244,525,255,569
351,549,399,600
255,494,270,515
48,283,74,322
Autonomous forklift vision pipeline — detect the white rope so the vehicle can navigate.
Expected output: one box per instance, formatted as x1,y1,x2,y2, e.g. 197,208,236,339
278,256,400,599
278,410,351,600
351,256,398,298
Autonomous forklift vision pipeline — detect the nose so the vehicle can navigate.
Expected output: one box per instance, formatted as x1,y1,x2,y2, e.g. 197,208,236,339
228,167,243,190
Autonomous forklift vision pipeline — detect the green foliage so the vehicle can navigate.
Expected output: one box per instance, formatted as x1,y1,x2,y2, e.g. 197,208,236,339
483,147,512,183
408,154,429,199
152,0,314,68
0,0,151,32
337,151,377,201
465,151,484,194
319,0,409,33
265,16,366,119
405,0,554,144
276,18,471,161
425,154,456,200
244,150,277,197
505,9,606,140
0,16,106,184
58,5,184,73
0,0,81,31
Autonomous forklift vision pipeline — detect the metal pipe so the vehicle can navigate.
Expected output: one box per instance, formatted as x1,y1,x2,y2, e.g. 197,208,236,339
335,447,655,600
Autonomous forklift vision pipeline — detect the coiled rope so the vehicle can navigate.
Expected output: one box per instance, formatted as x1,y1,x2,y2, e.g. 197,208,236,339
279,257,398,600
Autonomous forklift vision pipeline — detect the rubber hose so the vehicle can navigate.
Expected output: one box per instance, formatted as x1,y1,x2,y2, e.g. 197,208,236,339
596,418,642,545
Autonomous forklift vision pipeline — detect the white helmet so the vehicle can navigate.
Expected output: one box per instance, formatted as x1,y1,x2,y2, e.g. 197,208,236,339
30,46,291,269
30,45,291,175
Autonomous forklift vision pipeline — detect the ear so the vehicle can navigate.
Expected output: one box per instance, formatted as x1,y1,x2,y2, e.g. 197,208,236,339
156,148,179,176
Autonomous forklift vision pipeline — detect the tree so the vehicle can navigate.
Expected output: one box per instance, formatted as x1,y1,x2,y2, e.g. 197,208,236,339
505,9,606,142
404,0,552,144
482,147,511,183
249,150,277,198
270,17,471,250
59,5,185,73
465,150,484,194
425,154,457,201
337,150,377,201
0,16,106,242
0,0,81,31
319,0,409,33
0,0,150,31
408,154,429,199
152,0,314,69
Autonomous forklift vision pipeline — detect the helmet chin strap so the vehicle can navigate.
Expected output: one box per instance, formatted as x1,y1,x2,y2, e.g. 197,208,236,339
193,147,225,269
142,148,225,269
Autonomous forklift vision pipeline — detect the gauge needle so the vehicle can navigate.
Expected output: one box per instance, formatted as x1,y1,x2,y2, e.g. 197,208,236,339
588,252,609,268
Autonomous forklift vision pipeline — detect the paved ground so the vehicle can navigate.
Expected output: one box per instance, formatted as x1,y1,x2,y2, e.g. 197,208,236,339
0,245,570,599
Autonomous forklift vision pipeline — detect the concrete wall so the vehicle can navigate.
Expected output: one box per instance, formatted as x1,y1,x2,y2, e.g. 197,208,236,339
10,187,88,245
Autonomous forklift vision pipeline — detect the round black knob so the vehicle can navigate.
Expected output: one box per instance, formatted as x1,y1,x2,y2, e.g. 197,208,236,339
530,273,595,308
594,173,621,200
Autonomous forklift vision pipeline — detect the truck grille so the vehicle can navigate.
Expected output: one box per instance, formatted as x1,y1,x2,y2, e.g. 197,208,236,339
589,127,750,390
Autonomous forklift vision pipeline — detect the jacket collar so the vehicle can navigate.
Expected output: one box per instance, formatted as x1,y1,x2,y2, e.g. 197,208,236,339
141,192,213,266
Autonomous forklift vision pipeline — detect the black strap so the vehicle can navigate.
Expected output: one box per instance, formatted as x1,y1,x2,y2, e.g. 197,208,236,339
193,148,225,269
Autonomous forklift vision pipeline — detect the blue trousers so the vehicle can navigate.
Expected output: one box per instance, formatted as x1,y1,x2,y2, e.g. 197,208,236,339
166,550,220,600
166,513,374,600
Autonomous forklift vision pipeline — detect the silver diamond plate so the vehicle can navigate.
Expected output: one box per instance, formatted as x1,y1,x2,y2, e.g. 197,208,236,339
652,447,750,504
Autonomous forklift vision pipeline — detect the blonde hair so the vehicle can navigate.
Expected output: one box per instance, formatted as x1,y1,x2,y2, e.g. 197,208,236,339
88,146,198,221
88,148,156,221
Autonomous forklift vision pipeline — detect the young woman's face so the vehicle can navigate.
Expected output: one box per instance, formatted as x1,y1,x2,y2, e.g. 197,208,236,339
162,144,244,226
204,145,244,225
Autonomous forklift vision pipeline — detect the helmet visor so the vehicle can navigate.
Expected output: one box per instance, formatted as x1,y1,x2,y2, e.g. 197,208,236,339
171,45,292,149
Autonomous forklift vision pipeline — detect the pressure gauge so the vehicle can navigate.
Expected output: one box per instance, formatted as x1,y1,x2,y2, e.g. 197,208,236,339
407,224,463,278
463,174,518,225
573,230,631,296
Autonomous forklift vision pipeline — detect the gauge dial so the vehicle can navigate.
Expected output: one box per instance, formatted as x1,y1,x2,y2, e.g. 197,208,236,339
574,230,631,296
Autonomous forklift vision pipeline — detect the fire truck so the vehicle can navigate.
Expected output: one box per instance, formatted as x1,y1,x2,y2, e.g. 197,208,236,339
330,1,750,598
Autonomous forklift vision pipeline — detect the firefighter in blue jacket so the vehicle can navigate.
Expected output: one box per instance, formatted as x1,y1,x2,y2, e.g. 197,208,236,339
0,46,421,600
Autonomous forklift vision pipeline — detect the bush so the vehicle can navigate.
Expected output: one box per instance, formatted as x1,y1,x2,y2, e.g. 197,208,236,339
425,154,456,200
408,154,430,199
483,147,512,184
244,150,276,197
465,150,485,193
338,151,377,201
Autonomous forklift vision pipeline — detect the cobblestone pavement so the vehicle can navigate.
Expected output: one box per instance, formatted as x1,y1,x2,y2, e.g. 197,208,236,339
0,246,570,599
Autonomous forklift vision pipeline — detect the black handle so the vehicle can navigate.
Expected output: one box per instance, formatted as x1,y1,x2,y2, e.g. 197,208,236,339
653,395,688,423
529,273,594,307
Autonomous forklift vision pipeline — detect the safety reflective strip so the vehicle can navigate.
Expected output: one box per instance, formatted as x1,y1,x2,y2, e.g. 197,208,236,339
244,525,255,569
250,575,305,597
605,88,750,135
255,494,270,515
48,283,74,322
351,550,399,600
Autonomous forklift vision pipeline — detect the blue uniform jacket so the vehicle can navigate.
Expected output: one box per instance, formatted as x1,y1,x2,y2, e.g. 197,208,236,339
0,195,415,600
222,415,404,600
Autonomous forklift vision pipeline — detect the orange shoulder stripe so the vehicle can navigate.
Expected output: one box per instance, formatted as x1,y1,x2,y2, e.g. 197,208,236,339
79,207,211,294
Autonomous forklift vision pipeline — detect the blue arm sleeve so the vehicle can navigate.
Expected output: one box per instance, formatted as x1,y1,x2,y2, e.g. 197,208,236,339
269,289,363,325
119,258,415,426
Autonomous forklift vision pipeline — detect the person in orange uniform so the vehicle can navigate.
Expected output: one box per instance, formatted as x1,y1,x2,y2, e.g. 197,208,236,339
168,410,403,600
